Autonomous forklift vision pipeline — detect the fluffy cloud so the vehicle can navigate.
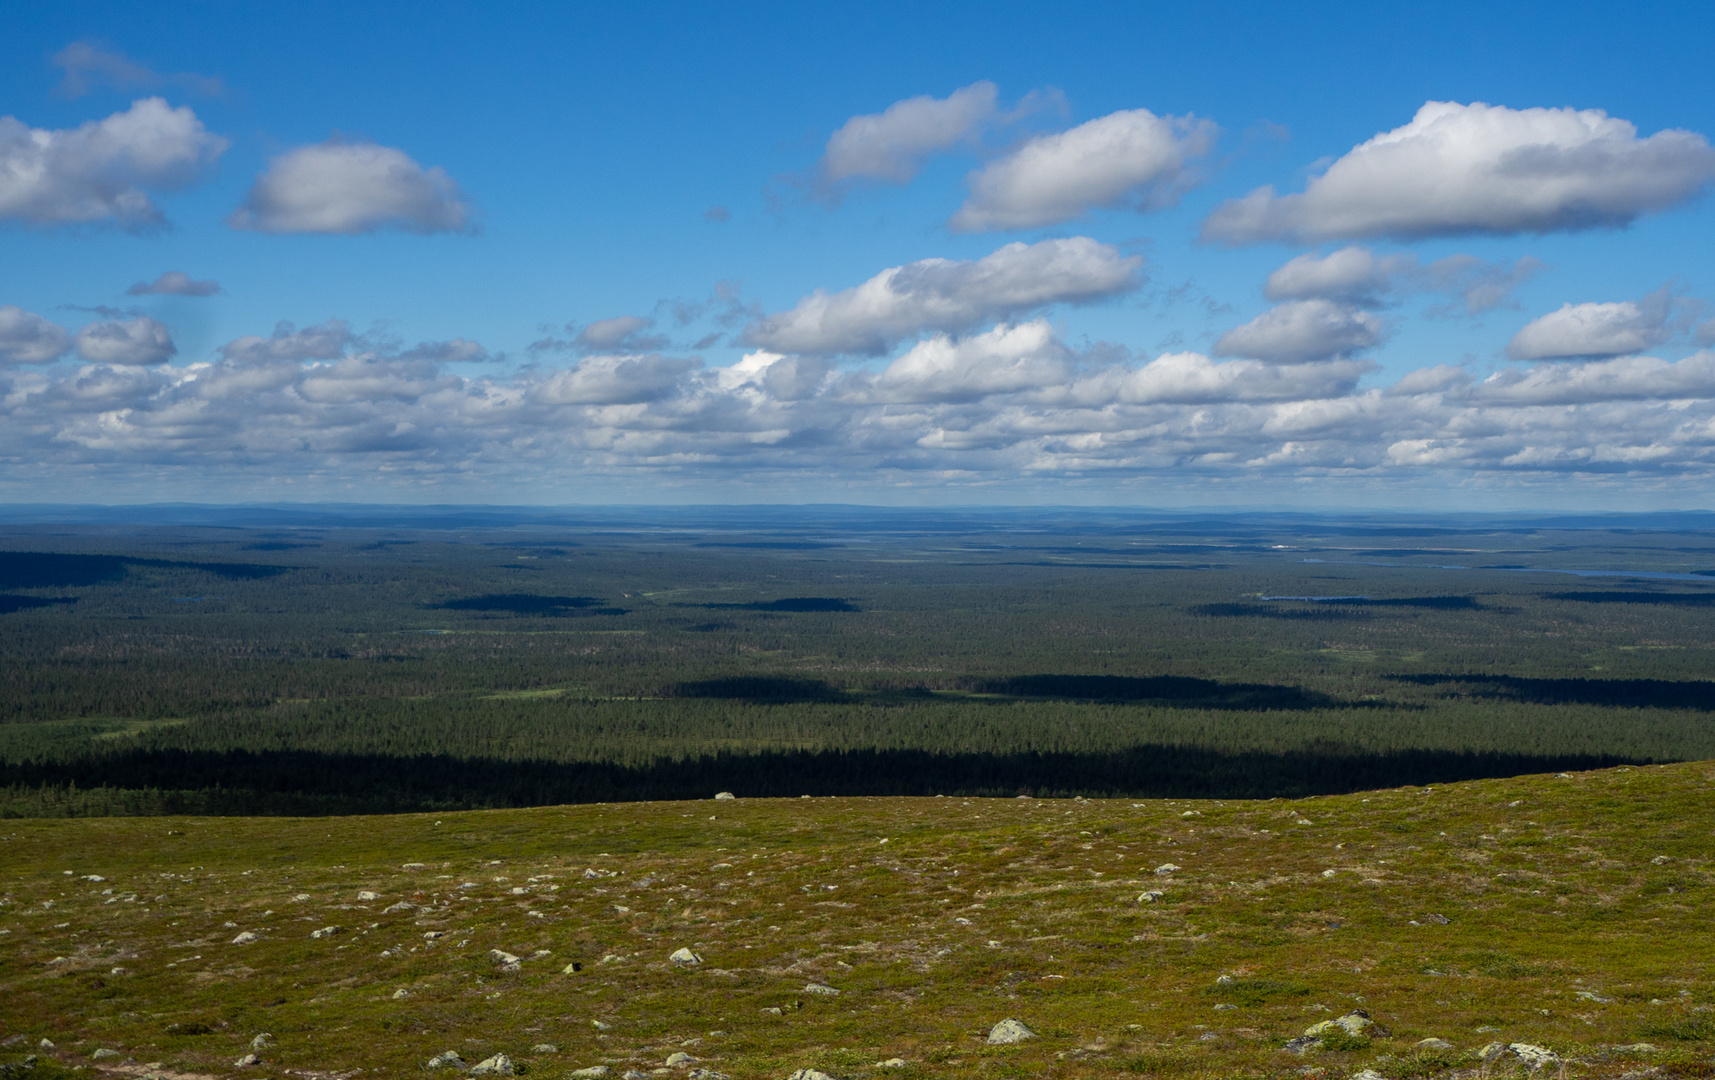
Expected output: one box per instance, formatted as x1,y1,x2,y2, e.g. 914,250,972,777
1474,353,1715,405
1506,288,1690,360
221,320,355,363
951,109,1216,231
1263,246,1545,314
74,316,176,365
0,306,72,364
531,354,701,405
576,316,669,354
0,98,227,228
1203,101,1715,244
744,237,1140,356
127,270,220,297
14,316,1715,488
1214,299,1389,363
229,140,473,235
818,82,1000,190
874,320,1068,403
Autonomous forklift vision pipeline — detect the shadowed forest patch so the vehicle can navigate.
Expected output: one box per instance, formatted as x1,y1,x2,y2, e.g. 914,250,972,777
973,674,1341,710
1547,591,1715,606
1393,673,1715,710
433,593,625,616
0,594,79,614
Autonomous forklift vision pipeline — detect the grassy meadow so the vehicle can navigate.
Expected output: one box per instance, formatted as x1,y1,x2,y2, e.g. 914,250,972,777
2,762,1712,1080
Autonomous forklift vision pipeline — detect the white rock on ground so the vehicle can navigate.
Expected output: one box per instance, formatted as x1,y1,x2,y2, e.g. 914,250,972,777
470,1053,514,1076
490,949,522,965
1508,1043,1559,1069
1304,1012,1372,1038
986,1019,1037,1045
1351,1071,1385,1080
1137,890,1164,902
568,1069,610,1079
874,1061,908,1069
784,1071,838,1080
91,1049,121,1061
714,792,736,801
310,926,339,939
425,1052,466,1069
804,982,840,995
393,988,411,999
665,1053,696,1067
530,1044,557,1054
1154,863,1179,875
384,901,415,914
1612,1043,1659,1054
234,1054,260,1067
687,1070,728,1080
357,890,380,901
669,947,704,965
251,1034,274,1052
1415,1038,1454,1050
231,931,258,944
1479,1043,1508,1062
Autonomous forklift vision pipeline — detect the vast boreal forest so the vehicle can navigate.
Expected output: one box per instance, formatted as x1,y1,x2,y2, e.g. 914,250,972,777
3,505,1714,814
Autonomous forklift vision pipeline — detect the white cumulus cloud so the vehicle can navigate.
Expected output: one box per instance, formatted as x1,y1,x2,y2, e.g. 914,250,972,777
819,82,1000,189
1263,246,1546,314
575,316,669,354
229,140,474,235
0,306,72,364
875,320,1067,403
1214,299,1389,363
1203,101,1715,244
530,354,701,406
950,108,1216,232
74,316,176,365
0,98,227,228
1506,288,1688,360
744,237,1140,356
1475,353,1715,405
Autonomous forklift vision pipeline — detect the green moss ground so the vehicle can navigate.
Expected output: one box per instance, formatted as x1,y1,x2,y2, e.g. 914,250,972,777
3,763,1713,1079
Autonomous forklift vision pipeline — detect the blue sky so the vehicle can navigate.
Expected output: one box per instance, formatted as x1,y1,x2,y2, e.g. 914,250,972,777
2,0,1714,507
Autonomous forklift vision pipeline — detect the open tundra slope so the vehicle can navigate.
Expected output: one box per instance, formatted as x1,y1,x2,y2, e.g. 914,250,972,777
2,764,1713,1080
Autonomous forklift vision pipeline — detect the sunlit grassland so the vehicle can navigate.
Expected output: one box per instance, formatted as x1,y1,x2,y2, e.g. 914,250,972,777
2,762,1712,1080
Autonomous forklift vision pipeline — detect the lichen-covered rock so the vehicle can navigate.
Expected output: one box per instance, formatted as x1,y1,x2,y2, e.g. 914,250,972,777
1282,1036,1320,1054
1509,1043,1559,1070
665,1053,696,1067
469,1054,514,1076
986,1019,1037,1045
804,982,840,996
231,931,258,944
1304,1011,1372,1038
784,1071,837,1080
714,792,736,801
568,1069,610,1079
90,1049,121,1061
425,1051,467,1069
669,947,703,965
1415,1038,1454,1051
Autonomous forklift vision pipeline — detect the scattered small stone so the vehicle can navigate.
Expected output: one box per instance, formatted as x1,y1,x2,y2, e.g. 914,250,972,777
1216,974,1234,985
392,988,410,999
292,893,311,901
357,890,380,901
804,982,840,995
986,1018,1036,1045
783,1071,837,1080
426,1052,467,1069
1425,913,1450,924
1138,890,1164,902
687,1070,727,1080
1282,1036,1320,1054
310,926,340,939
530,1045,557,1054
568,1069,610,1079
1213,1003,1237,1011
1577,990,1613,1003
251,1034,274,1052
592,1020,614,1031
563,962,583,974
1154,863,1180,875
875,1061,907,1069
234,1054,261,1067
762,1007,783,1016
1479,1042,1507,1062
1612,1044,1660,1054
622,1072,649,1080
1415,1038,1454,1051
91,1049,121,1061
713,792,736,801
470,1053,514,1076
664,1053,695,1067
39,1039,55,1049
423,931,444,940
1651,855,1671,865
231,931,258,944
384,901,415,914
1351,1071,1385,1080
669,947,704,965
